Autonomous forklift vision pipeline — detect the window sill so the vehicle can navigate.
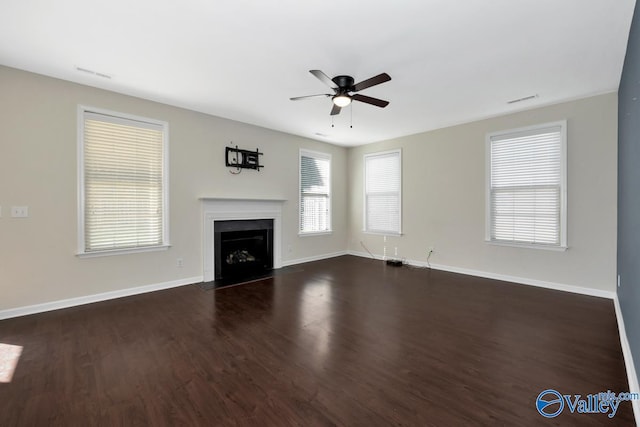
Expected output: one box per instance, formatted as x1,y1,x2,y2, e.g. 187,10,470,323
77,244,171,258
485,240,567,252
363,230,403,236
298,231,332,237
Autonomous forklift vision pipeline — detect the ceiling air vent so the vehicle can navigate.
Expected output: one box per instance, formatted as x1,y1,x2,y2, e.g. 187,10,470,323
75,66,112,79
507,94,538,104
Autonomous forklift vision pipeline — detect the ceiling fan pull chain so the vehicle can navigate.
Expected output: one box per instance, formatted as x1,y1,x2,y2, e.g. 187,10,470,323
350,104,353,129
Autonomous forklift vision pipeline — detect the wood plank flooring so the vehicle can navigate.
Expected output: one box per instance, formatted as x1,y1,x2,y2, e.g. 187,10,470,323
0,256,634,426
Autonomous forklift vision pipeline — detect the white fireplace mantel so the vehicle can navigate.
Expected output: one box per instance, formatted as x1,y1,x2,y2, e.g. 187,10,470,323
201,197,285,282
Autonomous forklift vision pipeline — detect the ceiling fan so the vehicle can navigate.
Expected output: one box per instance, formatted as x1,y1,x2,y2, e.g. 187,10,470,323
291,70,391,115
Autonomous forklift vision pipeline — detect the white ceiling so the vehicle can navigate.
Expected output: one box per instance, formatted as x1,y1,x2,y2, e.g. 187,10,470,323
0,0,635,146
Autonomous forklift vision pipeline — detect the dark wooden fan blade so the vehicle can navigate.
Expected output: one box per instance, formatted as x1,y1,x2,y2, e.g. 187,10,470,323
330,104,342,115
352,73,391,92
352,94,389,108
310,70,338,89
290,94,330,101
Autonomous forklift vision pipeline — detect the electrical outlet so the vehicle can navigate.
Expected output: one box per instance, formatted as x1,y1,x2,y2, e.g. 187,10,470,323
618,274,621,288
177,258,184,268
11,206,28,218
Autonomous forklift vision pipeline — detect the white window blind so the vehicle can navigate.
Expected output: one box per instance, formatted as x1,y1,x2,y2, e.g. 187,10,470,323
364,150,401,234
487,121,567,248
300,150,331,233
80,108,168,254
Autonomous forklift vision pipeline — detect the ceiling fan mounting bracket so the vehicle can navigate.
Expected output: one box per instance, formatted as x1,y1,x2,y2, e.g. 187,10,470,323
332,75,355,90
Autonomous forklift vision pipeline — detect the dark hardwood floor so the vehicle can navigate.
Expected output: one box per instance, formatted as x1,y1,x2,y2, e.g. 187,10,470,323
0,256,634,426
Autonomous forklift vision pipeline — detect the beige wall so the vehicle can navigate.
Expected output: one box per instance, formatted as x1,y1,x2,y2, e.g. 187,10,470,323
348,93,618,293
0,66,348,311
0,65,618,313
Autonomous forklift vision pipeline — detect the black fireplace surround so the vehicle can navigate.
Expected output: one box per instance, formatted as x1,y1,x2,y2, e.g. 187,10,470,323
214,219,274,281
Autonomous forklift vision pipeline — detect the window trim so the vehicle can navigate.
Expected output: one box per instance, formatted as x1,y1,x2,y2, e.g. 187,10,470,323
299,148,332,236
363,149,402,235
485,120,567,250
77,105,170,257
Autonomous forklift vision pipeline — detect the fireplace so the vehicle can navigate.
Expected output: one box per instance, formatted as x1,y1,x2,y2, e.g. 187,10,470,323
201,198,284,282
214,219,273,281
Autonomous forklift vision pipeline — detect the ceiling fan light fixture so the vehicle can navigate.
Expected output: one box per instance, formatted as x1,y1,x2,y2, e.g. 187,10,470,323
333,95,351,107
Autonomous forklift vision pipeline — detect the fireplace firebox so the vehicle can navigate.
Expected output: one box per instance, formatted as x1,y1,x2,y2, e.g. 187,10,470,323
214,219,274,281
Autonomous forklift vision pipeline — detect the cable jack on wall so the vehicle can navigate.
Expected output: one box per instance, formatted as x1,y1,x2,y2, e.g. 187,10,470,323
427,248,434,269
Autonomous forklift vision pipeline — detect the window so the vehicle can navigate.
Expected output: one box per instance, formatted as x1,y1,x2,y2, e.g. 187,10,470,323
364,149,402,234
78,106,169,255
486,121,567,249
299,149,331,234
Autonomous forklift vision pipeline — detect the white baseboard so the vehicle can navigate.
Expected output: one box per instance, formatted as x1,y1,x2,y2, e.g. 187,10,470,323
0,250,348,320
347,250,615,299
614,295,640,425
348,249,384,261
0,276,203,321
281,251,348,267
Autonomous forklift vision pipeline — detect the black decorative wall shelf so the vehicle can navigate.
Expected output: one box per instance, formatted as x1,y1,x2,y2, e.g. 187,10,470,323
225,145,263,171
